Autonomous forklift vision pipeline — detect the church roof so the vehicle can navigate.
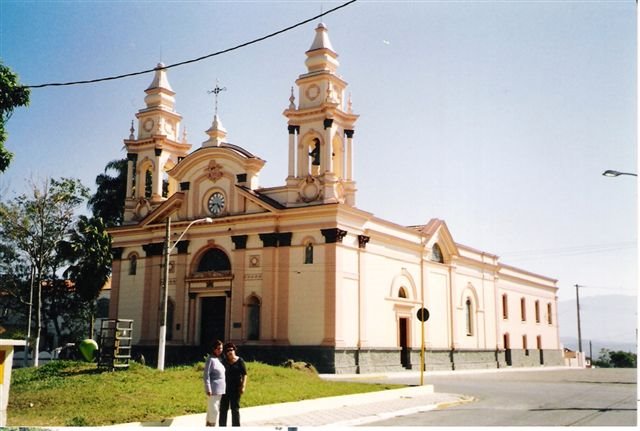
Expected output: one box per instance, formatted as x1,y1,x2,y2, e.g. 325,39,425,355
184,142,262,161
146,63,173,92
307,22,335,52
236,185,287,210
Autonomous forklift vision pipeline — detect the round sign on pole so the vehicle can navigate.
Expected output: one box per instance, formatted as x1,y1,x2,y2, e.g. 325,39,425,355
417,307,430,322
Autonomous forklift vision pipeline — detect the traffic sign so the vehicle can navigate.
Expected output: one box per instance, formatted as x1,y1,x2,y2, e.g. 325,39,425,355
417,307,430,322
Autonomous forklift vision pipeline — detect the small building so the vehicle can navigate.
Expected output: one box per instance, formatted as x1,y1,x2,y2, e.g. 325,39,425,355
108,23,563,373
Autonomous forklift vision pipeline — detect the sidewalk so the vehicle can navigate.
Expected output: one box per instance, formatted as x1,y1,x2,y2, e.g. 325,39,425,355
172,384,470,427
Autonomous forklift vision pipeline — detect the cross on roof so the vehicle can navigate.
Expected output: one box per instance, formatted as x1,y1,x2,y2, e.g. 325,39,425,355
207,81,227,116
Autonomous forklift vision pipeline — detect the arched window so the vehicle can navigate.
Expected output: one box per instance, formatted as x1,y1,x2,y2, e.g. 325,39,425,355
536,335,542,350
144,169,153,198
308,138,321,175
247,296,261,341
197,248,231,273
520,297,527,321
432,243,444,263
547,303,553,324
465,298,473,336
304,243,314,264
129,255,137,275
535,300,540,323
162,172,169,198
398,287,408,298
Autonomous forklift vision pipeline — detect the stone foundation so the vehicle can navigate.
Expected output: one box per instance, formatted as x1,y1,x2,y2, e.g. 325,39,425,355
133,344,565,373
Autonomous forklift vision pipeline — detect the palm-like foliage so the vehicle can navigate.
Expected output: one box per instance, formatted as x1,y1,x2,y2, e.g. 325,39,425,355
88,158,127,227
60,216,112,302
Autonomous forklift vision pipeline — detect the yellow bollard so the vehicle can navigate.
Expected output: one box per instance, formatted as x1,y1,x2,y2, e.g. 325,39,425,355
0,339,26,427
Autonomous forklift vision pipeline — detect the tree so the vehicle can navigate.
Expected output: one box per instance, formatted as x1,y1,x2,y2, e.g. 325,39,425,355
58,215,112,337
593,348,637,368
0,177,89,365
0,62,30,172
87,158,127,227
593,348,612,368
0,240,31,336
608,351,636,368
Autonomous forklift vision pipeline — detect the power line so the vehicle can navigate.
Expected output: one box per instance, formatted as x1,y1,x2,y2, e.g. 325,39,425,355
499,241,636,260
23,0,357,89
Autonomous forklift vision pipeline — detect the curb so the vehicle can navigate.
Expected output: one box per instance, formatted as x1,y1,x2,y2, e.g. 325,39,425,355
329,395,475,427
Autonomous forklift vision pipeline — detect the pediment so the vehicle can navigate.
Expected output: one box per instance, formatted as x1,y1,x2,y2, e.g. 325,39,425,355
417,218,459,261
235,185,286,213
168,145,265,182
138,192,185,226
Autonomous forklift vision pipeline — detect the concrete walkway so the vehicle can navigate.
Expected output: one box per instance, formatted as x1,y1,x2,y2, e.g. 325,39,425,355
170,384,470,427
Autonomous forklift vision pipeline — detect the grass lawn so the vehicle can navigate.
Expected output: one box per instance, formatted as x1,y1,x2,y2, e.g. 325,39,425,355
8,360,402,426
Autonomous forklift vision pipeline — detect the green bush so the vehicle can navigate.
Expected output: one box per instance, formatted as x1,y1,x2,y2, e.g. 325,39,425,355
593,349,637,368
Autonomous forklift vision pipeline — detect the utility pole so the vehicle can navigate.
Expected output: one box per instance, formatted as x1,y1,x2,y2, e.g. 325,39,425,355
575,284,582,353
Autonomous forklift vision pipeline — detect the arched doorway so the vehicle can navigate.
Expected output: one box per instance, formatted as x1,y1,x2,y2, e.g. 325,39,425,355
399,317,411,369
195,248,232,348
503,333,512,366
201,297,226,349
246,295,261,341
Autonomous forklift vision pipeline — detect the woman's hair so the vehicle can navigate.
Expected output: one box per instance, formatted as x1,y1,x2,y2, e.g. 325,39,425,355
223,342,236,352
213,339,223,349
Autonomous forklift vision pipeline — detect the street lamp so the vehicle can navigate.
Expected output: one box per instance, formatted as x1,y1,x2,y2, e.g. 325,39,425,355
157,216,213,370
602,170,637,177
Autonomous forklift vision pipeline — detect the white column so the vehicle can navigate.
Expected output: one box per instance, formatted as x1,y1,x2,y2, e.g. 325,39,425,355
287,125,297,178
126,154,135,198
323,119,333,173
299,140,308,177
153,148,163,199
345,130,354,181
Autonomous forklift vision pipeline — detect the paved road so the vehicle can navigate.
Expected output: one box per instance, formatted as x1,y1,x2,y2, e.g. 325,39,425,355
368,368,637,426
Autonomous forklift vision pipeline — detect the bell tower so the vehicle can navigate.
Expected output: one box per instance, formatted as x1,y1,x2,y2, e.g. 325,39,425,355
283,23,359,206
123,63,191,223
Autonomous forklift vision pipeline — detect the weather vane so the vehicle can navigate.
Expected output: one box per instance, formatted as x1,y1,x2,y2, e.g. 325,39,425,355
207,80,227,116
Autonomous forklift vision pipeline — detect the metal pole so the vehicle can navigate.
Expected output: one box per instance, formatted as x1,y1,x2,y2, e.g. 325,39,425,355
419,235,425,386
157,217,171,370
157,217,212,370
23,265,35,367
575,284,582,353
420,316,425,385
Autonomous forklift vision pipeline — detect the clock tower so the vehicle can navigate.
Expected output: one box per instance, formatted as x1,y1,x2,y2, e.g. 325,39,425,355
123,63,191,223
283,23,359,206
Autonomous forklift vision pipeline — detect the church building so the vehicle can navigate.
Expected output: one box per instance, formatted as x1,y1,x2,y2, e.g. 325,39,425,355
108,23,563,373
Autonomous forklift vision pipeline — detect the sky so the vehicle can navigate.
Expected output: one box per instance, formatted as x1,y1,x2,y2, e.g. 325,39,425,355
0,1,637,340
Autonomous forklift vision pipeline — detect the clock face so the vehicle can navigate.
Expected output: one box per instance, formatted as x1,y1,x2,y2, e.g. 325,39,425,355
143,119,154,132
207,192,225,215
305,84,320,101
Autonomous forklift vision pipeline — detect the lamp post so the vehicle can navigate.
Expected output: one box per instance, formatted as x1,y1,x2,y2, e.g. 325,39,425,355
157,216,213,370
602,170,637,177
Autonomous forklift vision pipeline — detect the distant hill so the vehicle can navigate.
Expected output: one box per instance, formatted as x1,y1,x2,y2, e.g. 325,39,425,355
558,294,637,358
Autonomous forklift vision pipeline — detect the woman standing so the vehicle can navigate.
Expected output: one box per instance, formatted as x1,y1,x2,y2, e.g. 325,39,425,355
219,342,247,427
203,340,226,426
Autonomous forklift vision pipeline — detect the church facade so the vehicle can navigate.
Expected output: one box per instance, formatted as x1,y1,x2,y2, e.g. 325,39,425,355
108,24,564,373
